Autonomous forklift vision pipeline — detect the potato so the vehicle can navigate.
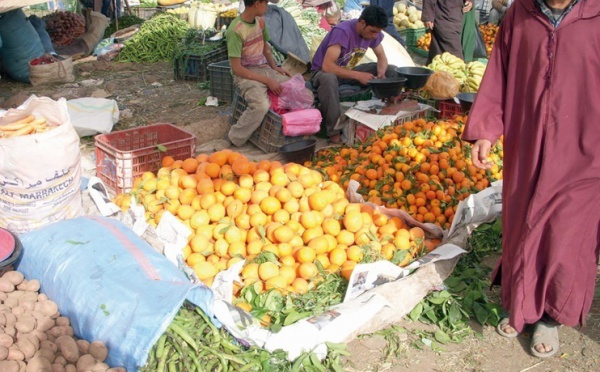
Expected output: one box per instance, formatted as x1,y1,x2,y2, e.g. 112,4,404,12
17,360,26,372
34,348,56,363
90,362,109,372
20,334,39,351
56,317,70,327
0,304,11,313
0,334,14,348
5,313,17,326
31,330,48,342
65,364,77,372
16,280,28,291
40,340,57,354
54,355,67,366
106,368,126,372
7,346,24,361
25,280,41,293
38,294,49,302
0,360,20,372
0,314,6,326
15,339,35,360
4,297,19,309
26,355,53,372
0,345,8,360
2,272,24,286
4,327,16,338
19,292,38,304
37,317,55,332
0,278,16,293
0,292,8,301
14,318,36,334
49,326,74,338
37,301,59,317
75,354,96,372
55,336,79,363
88,341,107,362
75,340,89,355
52,364,66,372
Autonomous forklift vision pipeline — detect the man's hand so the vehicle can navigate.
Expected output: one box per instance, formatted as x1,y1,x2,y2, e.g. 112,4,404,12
471,139,493,169
463,1,473,13
266,79,284,95
274,66,291,77
376,65,387,79
356,71,375,86
425,21,434,29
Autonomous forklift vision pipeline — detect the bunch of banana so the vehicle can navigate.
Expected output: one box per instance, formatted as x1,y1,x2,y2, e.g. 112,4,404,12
428,52,467,84
462,61,487,92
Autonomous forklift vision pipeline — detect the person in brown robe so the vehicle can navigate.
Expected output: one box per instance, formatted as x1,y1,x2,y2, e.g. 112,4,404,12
462,0,599,359
422,0,473,64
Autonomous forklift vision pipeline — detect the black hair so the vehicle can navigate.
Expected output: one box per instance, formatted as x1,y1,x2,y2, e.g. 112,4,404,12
359,5,389,29
244,0,265,7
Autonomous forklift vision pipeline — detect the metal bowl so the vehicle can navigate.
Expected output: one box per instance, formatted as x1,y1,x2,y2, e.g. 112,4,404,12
368,77,407,100
279,139,317,164
395,66,434,90
456,92,477,112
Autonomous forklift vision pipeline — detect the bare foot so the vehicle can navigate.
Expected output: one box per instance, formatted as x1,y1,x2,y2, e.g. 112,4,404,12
499,323,517,335
496,318,518,338
533,341,553,354
530,320,559,358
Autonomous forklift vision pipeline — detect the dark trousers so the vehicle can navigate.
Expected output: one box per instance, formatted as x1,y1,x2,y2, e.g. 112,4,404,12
311,63,398,137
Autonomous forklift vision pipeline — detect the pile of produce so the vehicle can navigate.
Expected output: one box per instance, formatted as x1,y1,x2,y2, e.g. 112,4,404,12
276,0,327,50
140,302,347,371
0,270,124,371
416,32,431,51
103,15,145,39
427,52,487,92
112,151,443,322
138,0,157,7
43,11,86,47
479,23,499,57
309,116,503,230
118,13,189,62
393,3,425,31
0,115,53,139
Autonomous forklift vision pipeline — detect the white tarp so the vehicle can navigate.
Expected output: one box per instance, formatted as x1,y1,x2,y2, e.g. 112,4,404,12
0,0,48,14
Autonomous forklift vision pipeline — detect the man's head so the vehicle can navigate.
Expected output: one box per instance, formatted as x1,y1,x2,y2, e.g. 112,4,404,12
357,5,388,40
244,0,269,15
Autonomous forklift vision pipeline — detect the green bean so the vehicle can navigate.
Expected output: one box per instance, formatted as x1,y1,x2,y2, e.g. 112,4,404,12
169,322,199,351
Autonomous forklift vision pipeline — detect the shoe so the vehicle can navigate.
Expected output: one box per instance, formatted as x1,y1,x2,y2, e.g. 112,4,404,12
496,318,519,338
530,320,560,358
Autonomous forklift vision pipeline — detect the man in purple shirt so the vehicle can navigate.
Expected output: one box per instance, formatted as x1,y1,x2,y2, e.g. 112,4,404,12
311,5,398,144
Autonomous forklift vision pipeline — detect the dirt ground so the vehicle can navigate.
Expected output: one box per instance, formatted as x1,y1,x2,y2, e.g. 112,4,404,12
1,60,598,372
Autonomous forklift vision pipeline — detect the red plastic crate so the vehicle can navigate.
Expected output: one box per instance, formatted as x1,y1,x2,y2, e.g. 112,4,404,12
438,100,463,119
95,123,196,194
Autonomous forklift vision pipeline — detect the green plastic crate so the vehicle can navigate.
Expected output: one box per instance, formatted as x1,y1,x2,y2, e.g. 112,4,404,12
408,46,429,58
398,27,427,47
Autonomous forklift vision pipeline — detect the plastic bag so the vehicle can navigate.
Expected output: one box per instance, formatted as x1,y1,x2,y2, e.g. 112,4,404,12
473,28,488,59
282,108,322,136
423,71,460,100
272,74,315,112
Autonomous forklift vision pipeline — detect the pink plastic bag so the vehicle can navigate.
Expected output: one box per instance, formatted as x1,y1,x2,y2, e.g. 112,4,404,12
282,109,322,136
274,74,314,112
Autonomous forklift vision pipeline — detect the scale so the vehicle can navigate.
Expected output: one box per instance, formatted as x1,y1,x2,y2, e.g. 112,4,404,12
366,67,434,115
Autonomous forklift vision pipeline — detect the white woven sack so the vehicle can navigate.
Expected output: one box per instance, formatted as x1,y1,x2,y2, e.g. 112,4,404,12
0,95,83,234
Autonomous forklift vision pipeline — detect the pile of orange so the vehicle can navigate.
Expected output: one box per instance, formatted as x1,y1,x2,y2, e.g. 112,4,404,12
112,150,442,298
308,116,503,230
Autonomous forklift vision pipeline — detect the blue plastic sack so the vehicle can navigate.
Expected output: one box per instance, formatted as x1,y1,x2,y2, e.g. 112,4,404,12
29,15,56,54
0,9,44,82
17,216,215,371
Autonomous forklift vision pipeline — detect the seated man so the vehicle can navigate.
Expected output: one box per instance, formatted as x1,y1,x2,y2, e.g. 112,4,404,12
311,5,398,144
226,0,290,147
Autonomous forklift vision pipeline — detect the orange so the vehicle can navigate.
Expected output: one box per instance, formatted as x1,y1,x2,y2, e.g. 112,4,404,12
253,169,270,184
273,225,294,244
177,205,195,221
291,278,309,294
161,155,175,168
205,163,221,179
250,189,269,205
307,191,328,211
346,245,364,262
343,211,363,233
178,188,197,205
329,248,347,266
336,230,355,246
238,174,254,189
278,265,297,285
260,196,281,215
409,227,425,241
193,261,218,281
258,262,279,281
302,227,323,244
299,211,319,229
196,178,215,195
233,187,252,203
246,240,264,256
340,261,357,281
297,262,318,280
265,276,288,293
308,236,329,255
227,240,246,257
182,158,200,174
207,204,226,222
286,181,304,199
226,199,244,219
225,226,244,245
295,247,316,264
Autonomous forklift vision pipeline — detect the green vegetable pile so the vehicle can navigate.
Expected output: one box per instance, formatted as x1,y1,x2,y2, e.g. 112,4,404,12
118,13,189,62
140,302,349,372
103,15,145,39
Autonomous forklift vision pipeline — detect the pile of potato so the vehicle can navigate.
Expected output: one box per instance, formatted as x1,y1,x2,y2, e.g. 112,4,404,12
0,271,124,372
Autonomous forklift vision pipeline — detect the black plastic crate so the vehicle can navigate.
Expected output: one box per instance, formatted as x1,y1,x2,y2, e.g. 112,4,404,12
173,43,228,82
208,60,234,102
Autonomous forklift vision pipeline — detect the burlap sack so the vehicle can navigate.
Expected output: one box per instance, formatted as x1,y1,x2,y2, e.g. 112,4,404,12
29,56,75,86
80,11,110,54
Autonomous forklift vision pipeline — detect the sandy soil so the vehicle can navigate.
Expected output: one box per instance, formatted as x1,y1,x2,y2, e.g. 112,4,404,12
1,60,598,372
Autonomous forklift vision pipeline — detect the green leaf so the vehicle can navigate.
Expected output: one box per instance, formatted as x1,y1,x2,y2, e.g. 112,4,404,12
156,144,167,152
66,240,89,245
473,302,489,325
427,295,447,305
283,311,312,326
434,329,451,344
409,303,423,322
